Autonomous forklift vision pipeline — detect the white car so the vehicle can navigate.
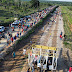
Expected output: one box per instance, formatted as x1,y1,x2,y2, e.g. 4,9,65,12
11,21,19,27
0,26,5,32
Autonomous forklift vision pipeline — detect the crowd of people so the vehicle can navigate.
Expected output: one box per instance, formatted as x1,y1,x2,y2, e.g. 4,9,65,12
6,7,50,47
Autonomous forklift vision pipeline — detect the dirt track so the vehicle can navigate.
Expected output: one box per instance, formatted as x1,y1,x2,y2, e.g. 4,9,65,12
0,7,72,72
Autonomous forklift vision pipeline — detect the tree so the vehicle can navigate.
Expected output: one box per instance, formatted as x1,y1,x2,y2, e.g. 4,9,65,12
30,0,40,8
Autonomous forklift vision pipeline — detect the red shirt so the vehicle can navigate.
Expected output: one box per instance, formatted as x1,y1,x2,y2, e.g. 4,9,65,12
23,25,24,27
69,67,72,72
60,35,62,38
11,37,13,41
22,29,23,32
15,35,16,39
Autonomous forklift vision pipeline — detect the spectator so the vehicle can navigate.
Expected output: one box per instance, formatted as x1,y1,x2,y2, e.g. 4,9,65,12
10,34,12,38
22,24,24,28
60,34,62,40
7,33,9,40
15,35,16,40
20,31,21,37
17,32,19,38
7,39,9,46
11,37,13,43
9,24,11,28
22,28,23,32
23,48,26,56
12,51,15,58
32,63,35,72
43,27,44,31
13,36,16,42
60,31,63,35
27,68,30,72
30,41,32,44
68,66,72,72
9,33,10,37
0,36,1,44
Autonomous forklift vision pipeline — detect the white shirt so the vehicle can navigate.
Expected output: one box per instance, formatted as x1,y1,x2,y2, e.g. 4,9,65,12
23,49,26,55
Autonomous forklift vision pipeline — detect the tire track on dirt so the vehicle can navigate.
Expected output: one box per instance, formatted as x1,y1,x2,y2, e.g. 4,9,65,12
52,16,59,47
39,20,55,46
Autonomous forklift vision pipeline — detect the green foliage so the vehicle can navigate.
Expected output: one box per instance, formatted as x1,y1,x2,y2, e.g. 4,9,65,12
0,1,51,26
30,0,40,8
67,6,72,11
61,6,72,50
64,41,69,45
44,1,72,6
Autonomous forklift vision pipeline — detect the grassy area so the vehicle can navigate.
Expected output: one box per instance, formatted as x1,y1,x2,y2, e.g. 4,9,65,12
0,1,49,26
60,6,72,50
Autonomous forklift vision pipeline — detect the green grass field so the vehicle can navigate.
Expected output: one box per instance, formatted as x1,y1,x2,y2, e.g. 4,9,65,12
60,6,72,50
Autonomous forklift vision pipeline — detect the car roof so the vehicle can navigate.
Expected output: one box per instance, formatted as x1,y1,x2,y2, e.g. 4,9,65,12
0,26,4,28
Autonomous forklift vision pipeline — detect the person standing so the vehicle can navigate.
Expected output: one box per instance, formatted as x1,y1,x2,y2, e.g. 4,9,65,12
50,33,51,37
43,27,44,31
22,28,23,33
60,31,63,35
32,63,35,72
13,36,16,42
30,41,32,44
0,34,1,44
17,32,19,38
68,66,72,72
12,51,15,58
9,24,11,28
27,68,30,72
7,39,9,46
11,37,13,43
22,24,24,29
20,31,21,37
60,34,62,40
15,35,16,40
23,49,26,56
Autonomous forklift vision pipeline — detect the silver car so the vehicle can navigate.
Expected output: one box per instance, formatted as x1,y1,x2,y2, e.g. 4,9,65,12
0,26,5,32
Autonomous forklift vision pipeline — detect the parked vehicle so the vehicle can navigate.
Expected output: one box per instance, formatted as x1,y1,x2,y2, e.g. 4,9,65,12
11,21,19,27
0,26,5,32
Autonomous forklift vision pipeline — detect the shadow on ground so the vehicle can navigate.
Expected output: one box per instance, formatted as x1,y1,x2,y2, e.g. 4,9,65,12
57,48,72,72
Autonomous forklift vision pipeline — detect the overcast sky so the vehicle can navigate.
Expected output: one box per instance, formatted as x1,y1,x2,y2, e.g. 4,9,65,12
39,0,72,2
